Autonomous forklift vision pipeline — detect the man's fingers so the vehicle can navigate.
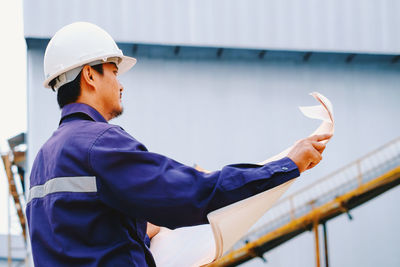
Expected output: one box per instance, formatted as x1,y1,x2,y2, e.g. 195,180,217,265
309,134,332,142
289,134,330,173
312,141,326,153
311,149,322,163
307,150,322,170
307,162,317,170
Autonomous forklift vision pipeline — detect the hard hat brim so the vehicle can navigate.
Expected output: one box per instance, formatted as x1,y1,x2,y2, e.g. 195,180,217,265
43,55,137,89
117,55,137,76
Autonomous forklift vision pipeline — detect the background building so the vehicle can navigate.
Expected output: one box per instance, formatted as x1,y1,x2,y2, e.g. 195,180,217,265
20,0,400,266
0,235,25,267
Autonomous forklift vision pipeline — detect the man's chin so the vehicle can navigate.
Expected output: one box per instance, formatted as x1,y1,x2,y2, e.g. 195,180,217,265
109,107,124,121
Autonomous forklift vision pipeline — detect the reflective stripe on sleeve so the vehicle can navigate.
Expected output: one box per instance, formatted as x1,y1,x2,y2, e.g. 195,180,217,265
27,176,97,203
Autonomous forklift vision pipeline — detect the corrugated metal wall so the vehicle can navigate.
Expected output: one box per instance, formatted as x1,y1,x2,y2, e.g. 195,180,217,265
24,0,400,54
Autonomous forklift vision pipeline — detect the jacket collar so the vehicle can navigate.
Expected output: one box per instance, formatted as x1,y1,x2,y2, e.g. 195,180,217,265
60,103,108,124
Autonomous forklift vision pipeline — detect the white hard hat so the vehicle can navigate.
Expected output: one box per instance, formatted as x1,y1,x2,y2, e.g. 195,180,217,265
43,22,136,89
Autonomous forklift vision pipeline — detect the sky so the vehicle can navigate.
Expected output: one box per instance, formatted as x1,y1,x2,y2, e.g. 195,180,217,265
0,0,27,235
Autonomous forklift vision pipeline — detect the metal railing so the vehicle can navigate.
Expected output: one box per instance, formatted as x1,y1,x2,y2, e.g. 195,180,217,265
234,137,400,248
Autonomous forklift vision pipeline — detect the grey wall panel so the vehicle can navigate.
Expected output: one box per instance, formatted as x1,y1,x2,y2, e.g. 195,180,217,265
26,48,61,189
24,0,400,55
27,43,400,266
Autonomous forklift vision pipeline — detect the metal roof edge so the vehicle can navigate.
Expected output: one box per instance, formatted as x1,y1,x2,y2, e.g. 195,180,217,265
25,38,400,64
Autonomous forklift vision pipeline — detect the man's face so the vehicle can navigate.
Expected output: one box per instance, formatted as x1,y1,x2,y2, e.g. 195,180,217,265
96,63,124,120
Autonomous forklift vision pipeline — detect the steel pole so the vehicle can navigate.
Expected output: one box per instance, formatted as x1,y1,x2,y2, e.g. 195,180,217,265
323,222,329,267
313,221,320,267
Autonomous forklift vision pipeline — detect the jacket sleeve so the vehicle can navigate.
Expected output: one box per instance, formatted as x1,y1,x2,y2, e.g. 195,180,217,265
89,126,299,229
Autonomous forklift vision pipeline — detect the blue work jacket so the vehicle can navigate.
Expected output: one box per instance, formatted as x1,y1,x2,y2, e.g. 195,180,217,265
26,103,299,266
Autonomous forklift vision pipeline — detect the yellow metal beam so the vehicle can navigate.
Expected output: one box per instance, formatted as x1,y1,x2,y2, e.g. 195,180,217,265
1,154,27,241
208,165,400,266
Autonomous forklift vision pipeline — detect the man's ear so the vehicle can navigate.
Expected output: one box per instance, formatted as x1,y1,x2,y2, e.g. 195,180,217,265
81,65,96,90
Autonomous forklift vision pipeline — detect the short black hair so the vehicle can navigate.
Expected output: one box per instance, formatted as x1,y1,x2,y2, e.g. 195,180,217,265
50,64,104,109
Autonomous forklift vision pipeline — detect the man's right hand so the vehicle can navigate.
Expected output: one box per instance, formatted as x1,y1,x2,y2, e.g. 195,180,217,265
287,134,332,173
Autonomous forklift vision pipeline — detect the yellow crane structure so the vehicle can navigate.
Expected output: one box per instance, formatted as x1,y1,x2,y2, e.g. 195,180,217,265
2,133,27,241
1,133,27,266
210,137,400,267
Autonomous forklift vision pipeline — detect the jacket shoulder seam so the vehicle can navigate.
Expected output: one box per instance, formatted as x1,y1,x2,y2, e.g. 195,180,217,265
87,125,121,172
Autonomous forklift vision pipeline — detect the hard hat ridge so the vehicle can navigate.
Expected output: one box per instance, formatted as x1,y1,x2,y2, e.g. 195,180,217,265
43,22,136,90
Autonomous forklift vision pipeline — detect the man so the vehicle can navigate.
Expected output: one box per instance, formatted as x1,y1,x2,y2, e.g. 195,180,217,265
26,22,331,266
